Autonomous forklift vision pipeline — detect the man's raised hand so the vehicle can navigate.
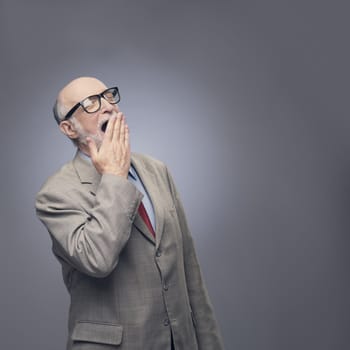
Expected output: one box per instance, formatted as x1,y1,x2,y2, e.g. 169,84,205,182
86,113,130,178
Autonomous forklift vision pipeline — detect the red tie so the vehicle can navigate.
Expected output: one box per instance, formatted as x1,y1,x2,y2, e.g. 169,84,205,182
138,201,156,238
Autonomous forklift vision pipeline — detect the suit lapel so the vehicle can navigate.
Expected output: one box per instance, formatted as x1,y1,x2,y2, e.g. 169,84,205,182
73,151,101,194
130,154,165,248
133,214,155,244
73,151,164,247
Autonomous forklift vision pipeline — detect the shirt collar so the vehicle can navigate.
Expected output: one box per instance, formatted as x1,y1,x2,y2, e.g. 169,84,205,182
128,165,137,180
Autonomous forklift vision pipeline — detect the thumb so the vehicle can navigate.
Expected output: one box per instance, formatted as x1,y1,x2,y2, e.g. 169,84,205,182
86,137,98,160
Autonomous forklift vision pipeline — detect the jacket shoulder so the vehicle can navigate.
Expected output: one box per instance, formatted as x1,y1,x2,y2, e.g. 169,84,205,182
36,159,78,198
132,152,167,171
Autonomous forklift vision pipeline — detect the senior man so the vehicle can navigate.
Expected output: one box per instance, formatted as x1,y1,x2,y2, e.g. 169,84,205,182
35,77,224,350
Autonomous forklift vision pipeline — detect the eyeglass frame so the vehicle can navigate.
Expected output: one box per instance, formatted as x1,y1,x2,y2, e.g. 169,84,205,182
61,86,120,121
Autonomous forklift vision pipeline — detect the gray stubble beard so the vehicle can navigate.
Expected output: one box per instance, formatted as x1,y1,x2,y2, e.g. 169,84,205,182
70,116,103,151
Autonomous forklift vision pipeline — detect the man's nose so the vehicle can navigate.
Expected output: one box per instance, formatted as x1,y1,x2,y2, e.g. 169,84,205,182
100,97,116,113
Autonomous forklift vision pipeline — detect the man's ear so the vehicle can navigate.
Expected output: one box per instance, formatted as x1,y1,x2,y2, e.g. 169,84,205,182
59,120,79,140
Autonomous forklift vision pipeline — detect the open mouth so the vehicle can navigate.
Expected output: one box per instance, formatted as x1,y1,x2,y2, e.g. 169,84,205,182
101,120,109,133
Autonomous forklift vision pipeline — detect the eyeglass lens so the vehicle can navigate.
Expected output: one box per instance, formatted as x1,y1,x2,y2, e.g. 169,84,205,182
82,88,119,113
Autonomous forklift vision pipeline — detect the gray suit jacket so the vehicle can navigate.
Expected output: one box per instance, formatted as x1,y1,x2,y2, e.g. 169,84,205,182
36,151,224,350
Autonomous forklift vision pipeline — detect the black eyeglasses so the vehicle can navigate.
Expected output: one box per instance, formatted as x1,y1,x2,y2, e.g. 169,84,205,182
62,86,120,120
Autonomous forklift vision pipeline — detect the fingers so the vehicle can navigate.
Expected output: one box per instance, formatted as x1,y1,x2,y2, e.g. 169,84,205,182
87,112,130,177
102,113,125,145
124,124,129,148
115,116,130,166
86,137,98,161
119,116,126,144
111,113,129,147
104,115,117,141
121,116,130,151
113,112,123,142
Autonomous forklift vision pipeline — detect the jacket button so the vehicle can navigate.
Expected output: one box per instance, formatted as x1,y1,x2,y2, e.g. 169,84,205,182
156,249,162,257
163,284,169,291
163,318,170,326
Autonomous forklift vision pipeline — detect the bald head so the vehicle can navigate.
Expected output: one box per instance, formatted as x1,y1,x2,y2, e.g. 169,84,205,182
53,76,120,153
54,77,107,123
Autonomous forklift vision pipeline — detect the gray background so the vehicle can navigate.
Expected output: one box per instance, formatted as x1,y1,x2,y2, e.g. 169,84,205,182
1,0,350,349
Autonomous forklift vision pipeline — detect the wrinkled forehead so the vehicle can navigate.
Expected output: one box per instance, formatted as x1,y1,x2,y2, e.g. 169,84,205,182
59,77,107,109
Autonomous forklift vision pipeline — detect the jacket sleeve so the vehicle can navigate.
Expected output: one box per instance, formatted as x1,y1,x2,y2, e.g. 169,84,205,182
165,166,225,349
35,173,143,278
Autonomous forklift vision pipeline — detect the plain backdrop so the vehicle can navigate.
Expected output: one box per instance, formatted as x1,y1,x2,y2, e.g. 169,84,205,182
1,1,350,349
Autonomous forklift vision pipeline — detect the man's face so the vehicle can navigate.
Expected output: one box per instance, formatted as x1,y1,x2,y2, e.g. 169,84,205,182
59,77,120,149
